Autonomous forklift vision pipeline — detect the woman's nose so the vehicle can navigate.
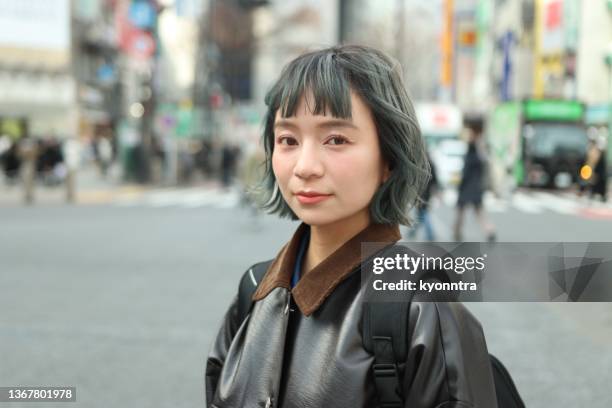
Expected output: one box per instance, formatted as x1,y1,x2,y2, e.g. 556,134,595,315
293,142,324,179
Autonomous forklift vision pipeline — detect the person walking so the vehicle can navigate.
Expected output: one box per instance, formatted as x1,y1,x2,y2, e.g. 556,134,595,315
590,136,608,202
408,152,438,241
453,125,496,242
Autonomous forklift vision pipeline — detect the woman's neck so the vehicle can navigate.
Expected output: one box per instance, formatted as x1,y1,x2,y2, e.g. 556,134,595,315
302,210,371,275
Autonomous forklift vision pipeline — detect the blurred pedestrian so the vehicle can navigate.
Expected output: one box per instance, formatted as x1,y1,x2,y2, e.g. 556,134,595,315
198,140,213,178
97,137,113,177
590,136,608,202
1,138,21,184
63,137,81,203
408,152,438,241
36,137,65,186
238,146,266,227
453,125,496,242
220,143,240,188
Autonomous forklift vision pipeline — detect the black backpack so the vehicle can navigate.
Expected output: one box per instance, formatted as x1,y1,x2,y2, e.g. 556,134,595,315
237,261,525,408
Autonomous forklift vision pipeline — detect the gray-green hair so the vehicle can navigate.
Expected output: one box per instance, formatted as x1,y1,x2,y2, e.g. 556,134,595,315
254,44,430,226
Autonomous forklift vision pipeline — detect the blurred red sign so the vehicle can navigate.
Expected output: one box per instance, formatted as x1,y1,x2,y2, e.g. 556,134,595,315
545,0,562,29
115,0,156,59
433,110,449,126
126,30,155,59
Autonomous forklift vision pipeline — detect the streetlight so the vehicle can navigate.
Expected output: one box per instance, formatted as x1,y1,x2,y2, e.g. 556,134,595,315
130,102,145,118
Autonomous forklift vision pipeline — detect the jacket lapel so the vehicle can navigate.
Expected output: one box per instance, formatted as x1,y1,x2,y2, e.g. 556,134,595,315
253,222,401,316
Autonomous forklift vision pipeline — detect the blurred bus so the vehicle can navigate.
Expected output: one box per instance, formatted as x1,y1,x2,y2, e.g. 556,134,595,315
585,104,612,176
488,99,588,189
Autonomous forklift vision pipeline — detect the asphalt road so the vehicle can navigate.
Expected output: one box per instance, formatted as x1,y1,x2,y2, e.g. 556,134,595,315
1,194,611,407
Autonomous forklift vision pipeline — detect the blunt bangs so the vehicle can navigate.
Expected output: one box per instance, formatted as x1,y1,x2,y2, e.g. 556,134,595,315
253,45,430,226
267,51,353,120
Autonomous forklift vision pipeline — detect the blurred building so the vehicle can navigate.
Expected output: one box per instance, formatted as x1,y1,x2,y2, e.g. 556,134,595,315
73,0,205,183
194,0,258,144
453,0,495,112
73,0,122,144
0,0,76,141
576,0,612,105
251,0,339,106
340,0,442,101
490,0,534,101
192,0,338,150
491,0,612,104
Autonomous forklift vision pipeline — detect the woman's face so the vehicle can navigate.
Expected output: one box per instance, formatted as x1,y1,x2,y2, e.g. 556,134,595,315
272,91,389,227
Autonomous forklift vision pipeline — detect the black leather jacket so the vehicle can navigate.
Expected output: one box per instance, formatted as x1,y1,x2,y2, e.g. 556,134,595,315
206,223,498,407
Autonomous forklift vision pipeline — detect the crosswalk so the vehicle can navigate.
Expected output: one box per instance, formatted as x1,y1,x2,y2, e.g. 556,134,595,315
111,186,612,219
113,187,241,209
441,189,612,218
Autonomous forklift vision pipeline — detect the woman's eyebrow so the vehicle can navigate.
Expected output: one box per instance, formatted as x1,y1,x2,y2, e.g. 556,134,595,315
274,118,358,131
316,119,358,130
273,119,299,130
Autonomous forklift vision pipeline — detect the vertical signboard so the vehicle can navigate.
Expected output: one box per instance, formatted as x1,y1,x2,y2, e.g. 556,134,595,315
540,0,563,55
440,0,454,97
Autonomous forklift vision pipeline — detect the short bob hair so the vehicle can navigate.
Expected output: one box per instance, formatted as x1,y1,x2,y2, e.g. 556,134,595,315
257,44,429,226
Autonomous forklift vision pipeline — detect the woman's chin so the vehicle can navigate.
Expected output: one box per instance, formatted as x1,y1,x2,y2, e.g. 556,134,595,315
293,211,338,227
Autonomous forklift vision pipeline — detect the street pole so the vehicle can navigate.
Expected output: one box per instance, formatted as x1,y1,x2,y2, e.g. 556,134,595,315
440,0,454,102
20,139,37,205
396,0,405,68
64,137,80,204
338,0,348,43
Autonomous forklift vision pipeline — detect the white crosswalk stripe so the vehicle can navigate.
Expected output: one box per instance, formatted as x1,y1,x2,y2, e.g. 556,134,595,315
113,188,241,209
529,191,578,214
509,192,544,214
114,186,611,218
440,188,611,218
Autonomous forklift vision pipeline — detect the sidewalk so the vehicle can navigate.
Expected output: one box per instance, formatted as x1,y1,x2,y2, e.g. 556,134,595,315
0,164,223,207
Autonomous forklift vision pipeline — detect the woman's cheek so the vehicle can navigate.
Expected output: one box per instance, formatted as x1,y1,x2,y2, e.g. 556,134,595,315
329,153,355,176
271,154,285,181
340,153,372,183
272,154,292,194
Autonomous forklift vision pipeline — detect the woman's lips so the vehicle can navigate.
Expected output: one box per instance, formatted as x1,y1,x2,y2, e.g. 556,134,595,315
295,193,332,204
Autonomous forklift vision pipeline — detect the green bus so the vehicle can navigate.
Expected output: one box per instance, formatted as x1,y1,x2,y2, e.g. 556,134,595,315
488,99,588,189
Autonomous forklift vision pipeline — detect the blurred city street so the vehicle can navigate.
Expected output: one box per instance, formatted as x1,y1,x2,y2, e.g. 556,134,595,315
1,190,612,407
2,0,612,407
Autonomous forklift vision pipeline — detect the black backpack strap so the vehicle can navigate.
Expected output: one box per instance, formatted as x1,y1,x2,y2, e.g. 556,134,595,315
362,301,410,408
237,260,273,323
364,301,526,408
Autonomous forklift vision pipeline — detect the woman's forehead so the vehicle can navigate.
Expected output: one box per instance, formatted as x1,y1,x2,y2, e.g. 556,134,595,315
273,91,377,135
275,90,373,122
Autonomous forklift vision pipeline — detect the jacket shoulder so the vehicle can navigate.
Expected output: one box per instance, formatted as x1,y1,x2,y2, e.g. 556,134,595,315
238,259,274,290
236,259,274,321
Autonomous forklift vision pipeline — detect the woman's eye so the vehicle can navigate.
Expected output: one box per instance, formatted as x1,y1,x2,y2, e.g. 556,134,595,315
326,136,348,146
277,136,297,146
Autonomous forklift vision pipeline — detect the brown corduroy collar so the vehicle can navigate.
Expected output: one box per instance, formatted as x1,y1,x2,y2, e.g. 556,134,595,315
252,222,401,316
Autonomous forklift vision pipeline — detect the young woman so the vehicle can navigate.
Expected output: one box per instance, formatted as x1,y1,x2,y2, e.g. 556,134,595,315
206,45,498,408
